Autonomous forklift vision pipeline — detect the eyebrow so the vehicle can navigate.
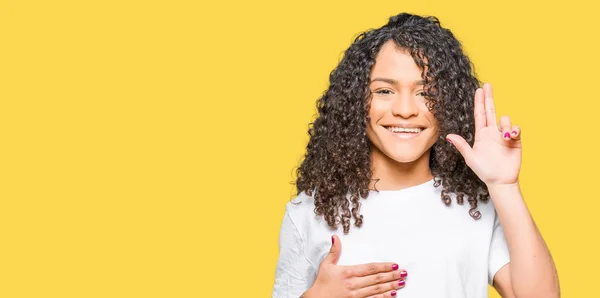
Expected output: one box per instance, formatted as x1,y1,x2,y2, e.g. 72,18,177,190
370,77,426,86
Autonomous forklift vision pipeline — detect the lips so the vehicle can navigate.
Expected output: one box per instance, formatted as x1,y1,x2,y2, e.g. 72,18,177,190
383,125,426,139
385,126,423,133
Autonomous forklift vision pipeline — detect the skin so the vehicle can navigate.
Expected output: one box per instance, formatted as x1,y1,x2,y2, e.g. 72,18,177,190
304,41,560,298
304,235,406,298
447,85,560,298
366,42,438,190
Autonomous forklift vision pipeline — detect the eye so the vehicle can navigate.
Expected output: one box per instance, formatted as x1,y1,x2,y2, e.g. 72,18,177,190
374,89,394,95
416,91,426,97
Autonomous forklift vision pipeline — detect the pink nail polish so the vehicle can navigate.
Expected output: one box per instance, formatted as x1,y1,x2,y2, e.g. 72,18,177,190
400,270,408,278
398,280,406,287
512,131,517,135
446,138,453,144
504,132,510,139
391,290,397,297
331,236,334,245
392,264,399,271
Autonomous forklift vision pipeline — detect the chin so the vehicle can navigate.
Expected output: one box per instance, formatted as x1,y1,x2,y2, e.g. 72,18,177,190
386,152,424,163
379,142,431,164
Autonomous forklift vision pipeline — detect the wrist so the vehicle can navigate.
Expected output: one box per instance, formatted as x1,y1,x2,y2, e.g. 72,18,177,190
486,181,523,205
486,181,520,193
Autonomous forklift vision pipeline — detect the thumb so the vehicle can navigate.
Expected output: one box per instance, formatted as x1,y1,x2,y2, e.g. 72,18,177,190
324,235,342,265
446,134,474,162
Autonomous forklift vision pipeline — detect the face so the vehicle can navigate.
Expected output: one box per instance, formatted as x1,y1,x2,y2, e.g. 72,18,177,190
367,41,439,164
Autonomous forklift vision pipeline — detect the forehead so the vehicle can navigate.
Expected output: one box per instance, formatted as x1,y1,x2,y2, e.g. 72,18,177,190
370,41,424,82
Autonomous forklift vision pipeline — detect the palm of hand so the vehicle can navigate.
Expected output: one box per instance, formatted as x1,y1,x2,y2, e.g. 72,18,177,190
446,83,522,187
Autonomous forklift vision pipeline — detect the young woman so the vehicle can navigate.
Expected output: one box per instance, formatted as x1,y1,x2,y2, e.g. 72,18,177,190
272,13,559,298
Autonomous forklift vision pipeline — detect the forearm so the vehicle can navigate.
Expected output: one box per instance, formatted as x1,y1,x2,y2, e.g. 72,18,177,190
488,183,559,298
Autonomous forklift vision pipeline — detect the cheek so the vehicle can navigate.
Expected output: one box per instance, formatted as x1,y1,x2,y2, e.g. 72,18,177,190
368,99,387,123
419,104,435,124
366,104,382,143
424,112,440,137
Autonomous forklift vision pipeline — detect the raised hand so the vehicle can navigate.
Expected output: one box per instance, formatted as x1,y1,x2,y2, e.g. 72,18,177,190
445,83,522,187
303,235,407,298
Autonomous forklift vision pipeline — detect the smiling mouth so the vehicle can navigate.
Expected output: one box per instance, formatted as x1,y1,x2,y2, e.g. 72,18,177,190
384,126,425,133
383,126,425,139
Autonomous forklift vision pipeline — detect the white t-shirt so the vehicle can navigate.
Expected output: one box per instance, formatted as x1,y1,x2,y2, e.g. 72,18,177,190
272,179,510,298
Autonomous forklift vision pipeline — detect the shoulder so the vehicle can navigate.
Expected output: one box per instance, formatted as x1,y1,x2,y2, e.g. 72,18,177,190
285,191,316,223
283,191,331,239
288,191,316,208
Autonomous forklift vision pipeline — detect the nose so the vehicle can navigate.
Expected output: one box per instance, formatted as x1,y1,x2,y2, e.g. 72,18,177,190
391,92,419,118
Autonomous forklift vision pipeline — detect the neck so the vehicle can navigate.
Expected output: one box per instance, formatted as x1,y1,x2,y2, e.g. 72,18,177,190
369,148,433,191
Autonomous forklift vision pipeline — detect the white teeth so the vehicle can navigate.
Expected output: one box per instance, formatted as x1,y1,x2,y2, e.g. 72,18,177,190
387,127,423,133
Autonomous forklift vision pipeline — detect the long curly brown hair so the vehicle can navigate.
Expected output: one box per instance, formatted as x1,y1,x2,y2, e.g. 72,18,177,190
295,13,490,234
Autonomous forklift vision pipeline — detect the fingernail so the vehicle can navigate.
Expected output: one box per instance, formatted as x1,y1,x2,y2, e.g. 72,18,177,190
446,138,453,144
400,270,408,278
392,264,399,271
331,236,334,245
512,131,517,135
391,290,397,297
504,132,510,139
398,279,406,287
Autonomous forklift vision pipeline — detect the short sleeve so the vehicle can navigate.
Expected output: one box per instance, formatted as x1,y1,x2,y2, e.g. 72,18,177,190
272,210,316,298
488,210,511,286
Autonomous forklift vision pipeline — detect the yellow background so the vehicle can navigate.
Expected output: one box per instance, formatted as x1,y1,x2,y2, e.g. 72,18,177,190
1,0,598,297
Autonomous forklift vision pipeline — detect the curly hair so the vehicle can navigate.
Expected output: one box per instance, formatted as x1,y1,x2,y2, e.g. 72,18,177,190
295,13,490,234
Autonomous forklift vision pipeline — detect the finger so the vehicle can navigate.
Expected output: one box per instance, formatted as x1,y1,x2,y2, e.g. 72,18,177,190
510,125,521,140
324,235,341,265
473,88,486,131
354,269,407,288
499,116,512,140
347,262,399,277
483,83,497,128
446,134,474,163
360,279,406,298
365,288,401,298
